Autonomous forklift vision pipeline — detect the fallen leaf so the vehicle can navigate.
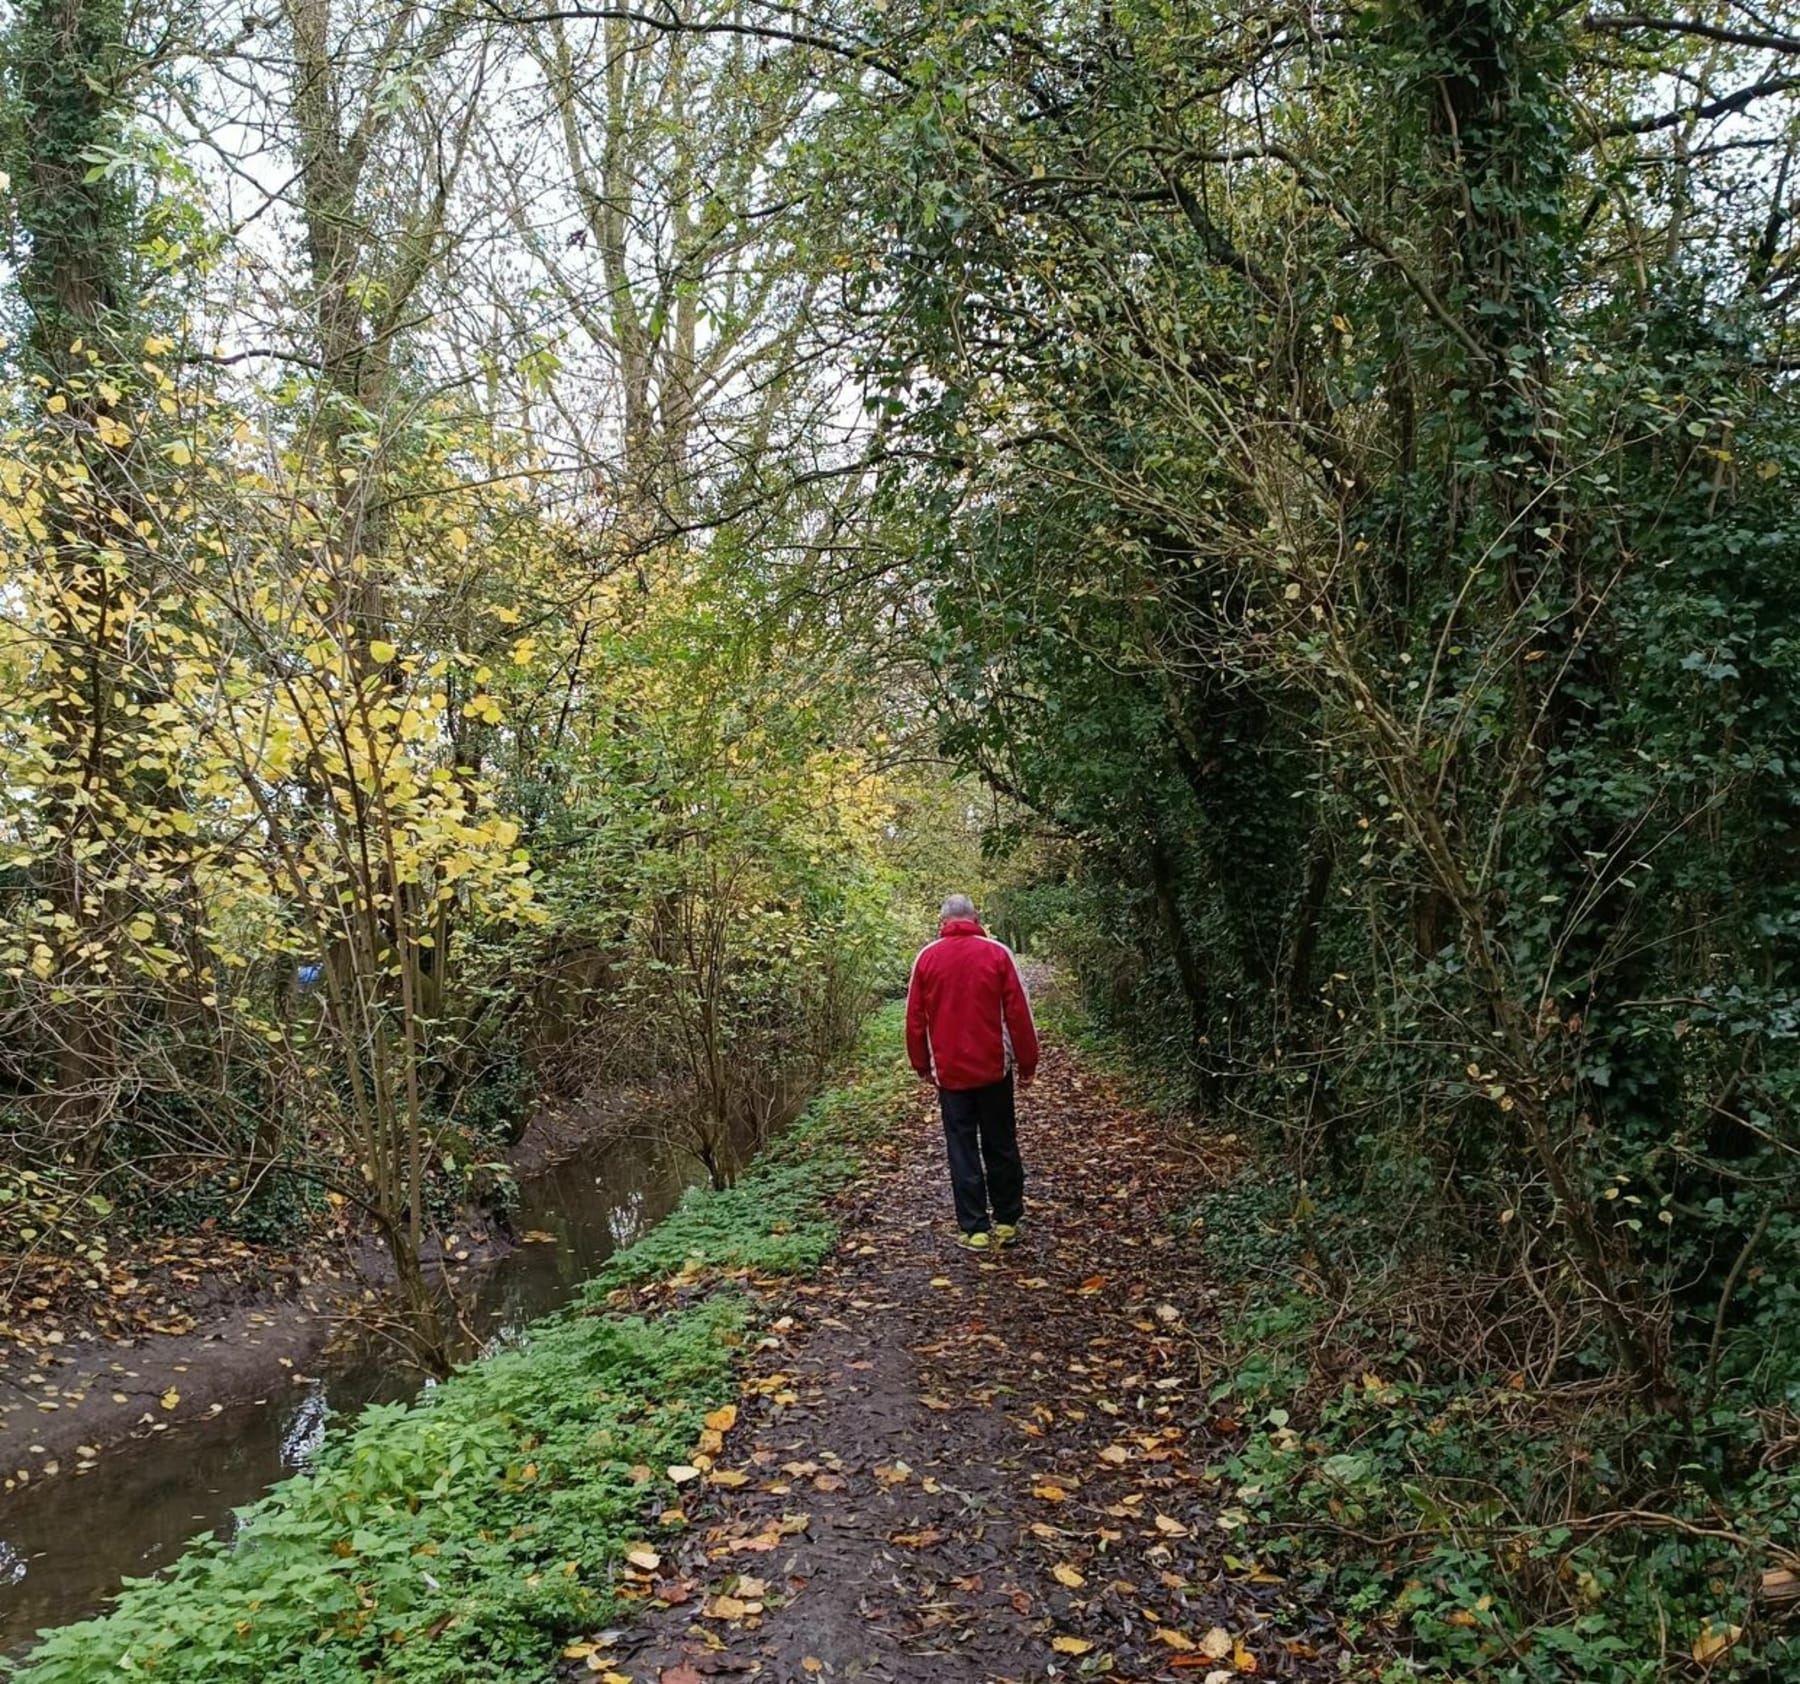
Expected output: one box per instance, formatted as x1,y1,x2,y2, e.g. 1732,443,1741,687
666,1464,701,1484
159,1388,179,1410
1158,1628,1197,1651
889,1527,946,1548
1692,1622,1743,1667
1051,1636,1094,1655
1053,1563,1086,1588
626,1547,662,1572
1032,1482,1069,1501
1154,1513,1189,1536
704,1403,738,1433
1200,1627,1233,1659
709,1469,751,1488
1077,1276,1107,1294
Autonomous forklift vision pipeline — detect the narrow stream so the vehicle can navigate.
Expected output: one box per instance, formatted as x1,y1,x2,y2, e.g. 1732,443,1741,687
0,1127,700,1650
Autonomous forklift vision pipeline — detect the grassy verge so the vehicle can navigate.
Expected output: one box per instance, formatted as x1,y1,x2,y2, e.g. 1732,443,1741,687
7,1006,912,1684
1048,997,1799,1684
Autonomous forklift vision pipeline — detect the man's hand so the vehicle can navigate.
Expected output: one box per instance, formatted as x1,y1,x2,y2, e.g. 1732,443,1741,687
1017,1070,1036,1092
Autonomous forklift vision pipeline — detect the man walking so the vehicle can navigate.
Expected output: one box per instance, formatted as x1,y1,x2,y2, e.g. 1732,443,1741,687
905,894,1040,1250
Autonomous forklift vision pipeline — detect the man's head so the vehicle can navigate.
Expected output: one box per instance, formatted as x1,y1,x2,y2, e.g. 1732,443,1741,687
941,892,977,923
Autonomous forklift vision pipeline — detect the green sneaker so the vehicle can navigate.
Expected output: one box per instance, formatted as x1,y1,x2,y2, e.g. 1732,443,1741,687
958,1230,992,1251
993,1222,1020,1247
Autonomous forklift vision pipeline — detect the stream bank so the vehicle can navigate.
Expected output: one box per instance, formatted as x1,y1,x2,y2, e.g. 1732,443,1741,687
0,1089,707,1645
5,1011,911,1681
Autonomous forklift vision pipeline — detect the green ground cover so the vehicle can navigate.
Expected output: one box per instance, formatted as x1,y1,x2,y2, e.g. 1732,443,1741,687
8,1007,910,1684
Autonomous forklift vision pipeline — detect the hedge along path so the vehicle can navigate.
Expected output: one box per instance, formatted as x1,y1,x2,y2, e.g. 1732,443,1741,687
561,1038,1350,1684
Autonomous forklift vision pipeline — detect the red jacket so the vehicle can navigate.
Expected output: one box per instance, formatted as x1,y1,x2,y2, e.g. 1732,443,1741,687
905,918,1040,1090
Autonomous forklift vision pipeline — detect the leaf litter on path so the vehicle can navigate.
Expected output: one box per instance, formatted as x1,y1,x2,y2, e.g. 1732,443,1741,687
557,1041,1349,1683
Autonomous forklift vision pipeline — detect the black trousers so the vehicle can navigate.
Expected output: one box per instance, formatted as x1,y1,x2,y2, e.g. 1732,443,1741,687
939,1074,1024,1234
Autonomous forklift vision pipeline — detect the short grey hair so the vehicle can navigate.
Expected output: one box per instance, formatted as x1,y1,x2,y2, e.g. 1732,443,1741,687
941,893,977,921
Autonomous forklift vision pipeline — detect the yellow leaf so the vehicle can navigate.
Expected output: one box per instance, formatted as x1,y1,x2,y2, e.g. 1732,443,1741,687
45,393,66,414
1053,1563,1085,1588
709,1469,751,1488
1157,1628,1196,1650
160,1388,179,1410
1200,1627,1233,1659
1032,1482,1069,1501
1692,1621,1743,1666
1154,1513,1188,1535
1051,1636,1093,1655
625,1547,661,1571
368,640,397,664
666,1464,701,1484
704,1404,738,1433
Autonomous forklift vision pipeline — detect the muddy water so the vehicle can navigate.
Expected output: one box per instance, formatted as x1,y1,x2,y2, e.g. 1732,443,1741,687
0,1129,698,1650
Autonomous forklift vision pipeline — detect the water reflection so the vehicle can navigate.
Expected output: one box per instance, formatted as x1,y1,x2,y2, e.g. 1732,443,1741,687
0,1120,698,1649
279,1386,329,1469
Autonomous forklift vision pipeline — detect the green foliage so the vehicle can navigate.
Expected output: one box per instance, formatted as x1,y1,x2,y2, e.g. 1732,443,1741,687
12,1302,737,1684
1211,1289,1800,1682
5,1009,910,1682
588,1008,911,1290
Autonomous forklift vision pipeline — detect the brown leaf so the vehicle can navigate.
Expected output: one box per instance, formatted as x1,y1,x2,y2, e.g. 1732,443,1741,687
888,1527,946,1548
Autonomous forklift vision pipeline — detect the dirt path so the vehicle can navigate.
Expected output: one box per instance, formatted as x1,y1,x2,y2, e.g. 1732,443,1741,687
561,1040,1347,1684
